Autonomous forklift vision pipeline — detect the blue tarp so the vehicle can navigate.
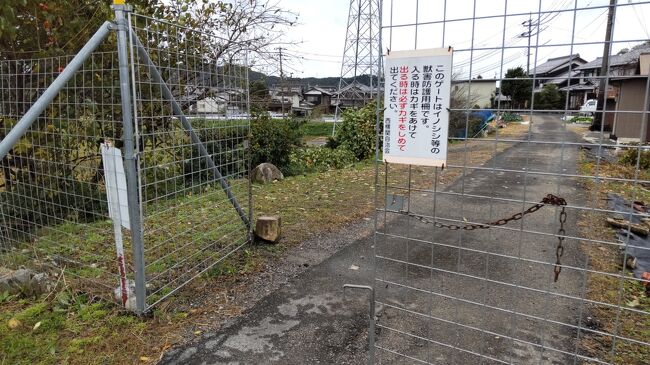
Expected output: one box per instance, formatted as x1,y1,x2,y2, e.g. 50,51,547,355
451,110,495,138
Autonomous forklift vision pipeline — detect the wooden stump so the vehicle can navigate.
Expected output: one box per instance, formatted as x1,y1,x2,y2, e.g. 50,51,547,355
255,215,281,243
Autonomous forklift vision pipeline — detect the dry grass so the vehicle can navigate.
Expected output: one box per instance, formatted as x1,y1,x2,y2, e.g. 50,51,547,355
577,151,650,365
494,121,533,138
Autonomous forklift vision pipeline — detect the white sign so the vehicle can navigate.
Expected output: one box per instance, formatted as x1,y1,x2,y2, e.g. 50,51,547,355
100,143,131,307
382,48,453,167
101,143,130,230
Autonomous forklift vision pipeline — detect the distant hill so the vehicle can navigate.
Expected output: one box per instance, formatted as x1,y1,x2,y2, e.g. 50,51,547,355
248,69,377,89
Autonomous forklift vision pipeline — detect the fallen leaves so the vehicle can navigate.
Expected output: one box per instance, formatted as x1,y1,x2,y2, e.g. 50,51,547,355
7,318,20,330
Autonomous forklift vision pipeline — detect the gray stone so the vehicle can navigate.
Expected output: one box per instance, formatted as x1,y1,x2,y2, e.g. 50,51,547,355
251,163,284,184
0,268,50,295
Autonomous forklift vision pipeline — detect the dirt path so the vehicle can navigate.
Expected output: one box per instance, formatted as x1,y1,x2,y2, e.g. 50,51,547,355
374,114,586,364
159,115,587,364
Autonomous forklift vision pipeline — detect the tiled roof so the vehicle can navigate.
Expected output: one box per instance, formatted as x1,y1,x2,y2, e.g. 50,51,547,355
530,54,585,75
576,44,650,71
304,86,333,95
548,70,581,84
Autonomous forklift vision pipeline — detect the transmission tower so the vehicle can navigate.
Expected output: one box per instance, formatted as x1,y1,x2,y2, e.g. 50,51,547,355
332,0,381,135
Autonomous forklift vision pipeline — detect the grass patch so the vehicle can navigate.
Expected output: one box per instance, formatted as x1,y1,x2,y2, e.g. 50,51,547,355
577,150,650,364
300,121,332,137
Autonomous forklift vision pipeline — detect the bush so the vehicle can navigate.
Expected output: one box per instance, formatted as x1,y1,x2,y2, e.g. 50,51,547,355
568,116,593,124
619,146,650,170
502,112,523,122
287,147,357,175
332,101,379,160
182,119,248,188
250,113,304,172
449,114,483,138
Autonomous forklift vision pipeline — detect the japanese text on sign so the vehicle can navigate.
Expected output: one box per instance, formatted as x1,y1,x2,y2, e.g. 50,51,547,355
383,48,453,167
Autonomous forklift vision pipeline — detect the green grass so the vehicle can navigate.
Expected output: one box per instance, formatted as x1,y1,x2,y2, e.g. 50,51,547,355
0,291,148,365
0,160,382,364
300,121,333,137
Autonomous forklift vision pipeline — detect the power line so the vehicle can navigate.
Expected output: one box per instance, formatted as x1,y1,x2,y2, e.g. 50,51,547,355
629,0,650,39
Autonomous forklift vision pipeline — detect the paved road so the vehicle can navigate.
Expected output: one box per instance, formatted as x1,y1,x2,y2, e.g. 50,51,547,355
160,115,587,364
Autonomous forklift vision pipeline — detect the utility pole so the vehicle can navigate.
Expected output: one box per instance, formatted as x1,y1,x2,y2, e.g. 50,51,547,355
521,13,533,75
592,0,617,131
277,47,285,115
526,13,532,74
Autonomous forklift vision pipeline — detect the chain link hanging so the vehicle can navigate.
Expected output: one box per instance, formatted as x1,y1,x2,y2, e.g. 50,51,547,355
401,194,568,282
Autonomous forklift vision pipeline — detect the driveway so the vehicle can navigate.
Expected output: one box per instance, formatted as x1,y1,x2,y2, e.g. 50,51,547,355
160,114,587,364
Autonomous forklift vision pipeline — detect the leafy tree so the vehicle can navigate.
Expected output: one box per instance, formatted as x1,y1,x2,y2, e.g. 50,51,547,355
249,79,271,116
534,83,566,110
501,67,532,109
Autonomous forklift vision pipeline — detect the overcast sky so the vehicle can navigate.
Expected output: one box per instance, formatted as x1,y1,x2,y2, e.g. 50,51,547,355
272,0,650,79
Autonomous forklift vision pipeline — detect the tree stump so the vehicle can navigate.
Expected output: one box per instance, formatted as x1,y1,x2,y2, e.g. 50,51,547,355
255,215,281,243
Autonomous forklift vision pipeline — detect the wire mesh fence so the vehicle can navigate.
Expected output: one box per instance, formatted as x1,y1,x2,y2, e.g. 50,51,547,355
128,13,252,309
0,51,132,300
0,8,251,313
373,0,650,364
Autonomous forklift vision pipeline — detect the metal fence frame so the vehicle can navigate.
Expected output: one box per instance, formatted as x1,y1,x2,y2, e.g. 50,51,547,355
0,4,253,314
368,0,650,364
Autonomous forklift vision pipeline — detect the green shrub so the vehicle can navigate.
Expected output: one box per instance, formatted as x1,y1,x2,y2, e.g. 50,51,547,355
332,101,379,160
568,116,593,124
502,112,523,122
287,147,356,175
619,146,650,170
250,114,304,172
449,114,484,138
181,119,248,189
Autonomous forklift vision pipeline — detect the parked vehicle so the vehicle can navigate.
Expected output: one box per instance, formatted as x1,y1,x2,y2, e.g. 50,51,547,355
580,99,598,114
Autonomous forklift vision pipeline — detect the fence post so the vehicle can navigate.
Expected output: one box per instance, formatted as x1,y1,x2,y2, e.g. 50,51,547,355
113,1,147,314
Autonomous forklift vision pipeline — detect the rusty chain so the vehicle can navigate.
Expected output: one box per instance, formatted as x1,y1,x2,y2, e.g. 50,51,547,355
554,206,567,282
402,194,568,282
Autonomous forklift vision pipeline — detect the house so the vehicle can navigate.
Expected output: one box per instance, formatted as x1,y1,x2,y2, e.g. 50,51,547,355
529,54,588,109
303,86,333,113
577,44,650,78
192,88,245,115
608,52,650,143
268,85,302,114
332,81,376,109
291,100,316,117
493,93,512,109
451,79,498,108
193,95,229,114
574,43,650,133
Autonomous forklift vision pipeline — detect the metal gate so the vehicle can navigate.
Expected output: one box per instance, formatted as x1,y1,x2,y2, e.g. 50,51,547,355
371,0,650,364
0,4,252,313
